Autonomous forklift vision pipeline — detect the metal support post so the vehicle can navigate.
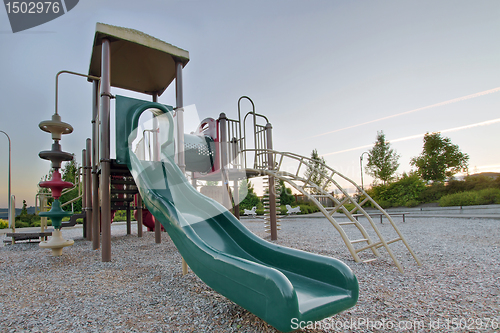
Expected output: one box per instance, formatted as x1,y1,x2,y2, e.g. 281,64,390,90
231,138,240,219
266,123,277,240
137,193,143,237
218,113,230,209
82,149,87,239
92,80,100,250
360,151,369,190
153,93,161,244
0,131,12,229
85,138,92,241
126,201,131,235
176,61,188,275
40,195,47,233
100,39,112,262
10,195,15,236
233,180,240,219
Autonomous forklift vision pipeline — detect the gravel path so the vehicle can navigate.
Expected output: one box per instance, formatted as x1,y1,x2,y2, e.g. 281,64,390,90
0,216,498,332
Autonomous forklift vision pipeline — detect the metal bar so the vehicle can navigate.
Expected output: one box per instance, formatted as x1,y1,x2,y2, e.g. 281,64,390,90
266,123,277,241
91,80,100,250
175,61,188,276
100,38,112,262
126,201,131,235
85,138,92,241
350,238,368,244
40,195,47,233
82,148,87,238
152,92,161,244
9,195,14,236
219,113,230,209
355,240,383,253
137,193,143,237
175,62,185,174
0,131,11,229
338,221,356,225
375,237,402,247
233,180,240,219
55,70,100,115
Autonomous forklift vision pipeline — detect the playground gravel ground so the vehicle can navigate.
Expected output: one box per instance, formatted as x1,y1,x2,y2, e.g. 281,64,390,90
0,216,498,332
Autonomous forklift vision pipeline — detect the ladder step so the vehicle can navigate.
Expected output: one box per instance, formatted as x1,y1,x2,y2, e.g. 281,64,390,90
111,205,136,210
370,237,403,250
362,258,377,263
338,222,356,225
350,238,368,244
378,237,402,247
356,241,383,253
111,189,138,194
111,197,134,202
111,179,136,185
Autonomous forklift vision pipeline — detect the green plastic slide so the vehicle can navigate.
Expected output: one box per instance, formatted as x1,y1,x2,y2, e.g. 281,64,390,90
128,152,358,332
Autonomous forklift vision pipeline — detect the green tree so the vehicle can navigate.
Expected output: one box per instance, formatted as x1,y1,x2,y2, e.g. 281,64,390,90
366,172,426,208
366,131,400,184
20,199,28,216
238,179,261,210
304,149,328,194
61,156,79,184
59,157,81,212
410,132,469,182
278,179,296,206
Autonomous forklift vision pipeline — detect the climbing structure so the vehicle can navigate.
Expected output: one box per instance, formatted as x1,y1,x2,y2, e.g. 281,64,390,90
38,113,75,256
218,97,421,272
243,149,422,273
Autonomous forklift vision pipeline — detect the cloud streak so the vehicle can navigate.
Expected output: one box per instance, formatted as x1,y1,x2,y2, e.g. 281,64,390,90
308,87,500,140
322,117,500,157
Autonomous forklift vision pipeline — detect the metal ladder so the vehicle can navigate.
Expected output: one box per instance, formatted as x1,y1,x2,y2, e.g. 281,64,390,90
245,148,422,273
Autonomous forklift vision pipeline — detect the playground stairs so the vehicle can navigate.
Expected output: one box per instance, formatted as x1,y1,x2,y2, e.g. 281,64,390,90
246,149,422,273
110,160,139,211
262,175,281,233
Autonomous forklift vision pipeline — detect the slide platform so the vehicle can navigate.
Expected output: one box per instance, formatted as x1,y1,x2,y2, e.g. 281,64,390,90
129,153,358,332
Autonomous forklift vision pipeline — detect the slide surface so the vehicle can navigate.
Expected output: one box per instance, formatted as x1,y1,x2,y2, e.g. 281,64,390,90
129,153,358,332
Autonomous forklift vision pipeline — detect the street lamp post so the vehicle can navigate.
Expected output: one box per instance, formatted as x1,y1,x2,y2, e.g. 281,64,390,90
0,131,12,229
360,151,369,191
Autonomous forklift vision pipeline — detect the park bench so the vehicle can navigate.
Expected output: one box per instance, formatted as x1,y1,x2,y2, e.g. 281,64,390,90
352,212,408,223
4,230,53,244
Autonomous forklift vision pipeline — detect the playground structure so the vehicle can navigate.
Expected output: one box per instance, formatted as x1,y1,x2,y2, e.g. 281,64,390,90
34,23,423,331
37,112,75,255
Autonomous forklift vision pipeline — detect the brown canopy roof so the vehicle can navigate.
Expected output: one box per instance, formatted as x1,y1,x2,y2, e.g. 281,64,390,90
88,23,189,96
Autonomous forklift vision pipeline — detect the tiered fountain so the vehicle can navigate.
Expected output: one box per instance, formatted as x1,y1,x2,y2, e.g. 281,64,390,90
38,113,75,256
